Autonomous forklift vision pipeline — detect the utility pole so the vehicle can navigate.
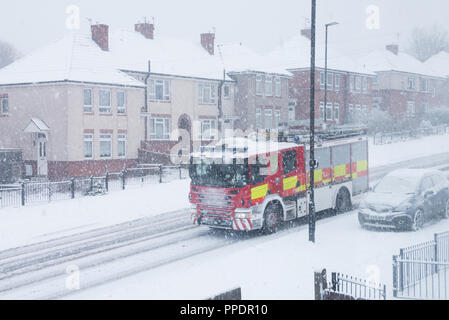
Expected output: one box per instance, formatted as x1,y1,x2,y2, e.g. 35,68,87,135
309,0,317,243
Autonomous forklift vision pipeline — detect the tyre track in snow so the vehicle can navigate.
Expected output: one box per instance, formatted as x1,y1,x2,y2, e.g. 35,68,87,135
0,152,448,299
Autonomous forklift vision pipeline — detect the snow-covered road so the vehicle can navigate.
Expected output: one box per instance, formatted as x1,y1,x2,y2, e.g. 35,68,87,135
0,137,449,299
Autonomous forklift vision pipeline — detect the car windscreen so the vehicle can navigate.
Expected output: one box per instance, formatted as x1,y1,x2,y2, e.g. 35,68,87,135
374,175,418,194
189,163,249,188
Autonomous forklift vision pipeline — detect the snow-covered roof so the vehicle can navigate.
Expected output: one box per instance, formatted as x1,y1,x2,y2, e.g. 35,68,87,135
424,51,449,78
0,33,145,87
23,118,50,133
109,29,235,81
217,43,291,77
357,49,446,78
263,34,375,75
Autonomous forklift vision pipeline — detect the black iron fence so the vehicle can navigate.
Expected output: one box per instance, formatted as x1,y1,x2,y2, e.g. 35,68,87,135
393,231,449,299
373,126,448,145
0,165,188,209
314,268,386,300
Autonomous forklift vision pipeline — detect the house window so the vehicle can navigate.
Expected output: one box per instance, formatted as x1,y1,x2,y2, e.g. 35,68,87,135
117,133,126,157
355,76,361,92
256,75,263,95
0,96,8,115
327,73,333,89
99,134,112,158
320,72,325,89
350,75,355,92
335,74,340,91
432,88,436,97
150,79,170,101
150,118,170,140
334,103,339,122
407,76,416,90
200,119,216,140
223,85,231,98
256,108,262,129
422,102,429,114
83,89,93,113
117,91,126,114
420,78,428,92
83,134,93,159
264,76,273,96
362,105,367,113
362,77,368,93
198,83,216,104
349,104,354,113
264,109,272,129
326,103,333,120
274,110,281,128
275,78,281,97
99,89,111,114
407,101,415,115
319,102,325,119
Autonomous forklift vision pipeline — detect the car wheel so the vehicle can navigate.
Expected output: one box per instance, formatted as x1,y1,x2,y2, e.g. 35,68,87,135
410,209,424,231
335,188,352,214
262,202,281,234
442,199,449,219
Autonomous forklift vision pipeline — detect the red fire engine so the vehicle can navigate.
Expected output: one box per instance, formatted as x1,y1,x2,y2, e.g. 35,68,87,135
189,134,368,233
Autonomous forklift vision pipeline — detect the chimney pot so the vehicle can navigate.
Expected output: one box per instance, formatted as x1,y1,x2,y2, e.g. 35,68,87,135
301,28,312,40
91,24,109,51
135,22,154,40
386,44,399,55
201,33,215,55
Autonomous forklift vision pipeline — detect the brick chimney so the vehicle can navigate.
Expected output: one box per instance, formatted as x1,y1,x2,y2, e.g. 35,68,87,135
301,28,312,40
135,22,154,39
386,44,399,55
91,24,109,51
201,33,215,55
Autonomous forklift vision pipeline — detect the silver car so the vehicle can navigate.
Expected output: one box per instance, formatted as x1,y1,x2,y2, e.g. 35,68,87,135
358,169,449,231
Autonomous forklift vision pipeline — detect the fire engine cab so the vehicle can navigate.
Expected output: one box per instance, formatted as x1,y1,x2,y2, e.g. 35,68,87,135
189,134,368,233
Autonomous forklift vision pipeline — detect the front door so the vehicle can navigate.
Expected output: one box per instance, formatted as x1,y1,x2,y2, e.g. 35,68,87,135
37,133,48,176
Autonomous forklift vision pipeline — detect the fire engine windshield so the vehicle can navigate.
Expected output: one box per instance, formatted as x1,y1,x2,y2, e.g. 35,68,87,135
189,163,249,188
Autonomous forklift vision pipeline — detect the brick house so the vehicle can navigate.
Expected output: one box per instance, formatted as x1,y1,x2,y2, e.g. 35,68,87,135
265,29,376,126
424,51,449,109
0,22,237,179
0,31,146,179
360,44,447,119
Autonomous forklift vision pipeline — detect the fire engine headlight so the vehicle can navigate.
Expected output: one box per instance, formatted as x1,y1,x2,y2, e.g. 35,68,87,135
235,209,252,220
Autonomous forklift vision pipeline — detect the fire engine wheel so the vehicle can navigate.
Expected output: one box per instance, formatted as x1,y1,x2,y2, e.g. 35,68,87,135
335,188,351,214
262,202,282,234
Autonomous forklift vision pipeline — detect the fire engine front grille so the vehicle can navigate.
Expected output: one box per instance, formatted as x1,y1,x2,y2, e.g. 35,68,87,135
198,193,235,207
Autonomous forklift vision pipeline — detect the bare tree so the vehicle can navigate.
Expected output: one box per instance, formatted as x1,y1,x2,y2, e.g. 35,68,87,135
0,40,19,69
407,25,449,62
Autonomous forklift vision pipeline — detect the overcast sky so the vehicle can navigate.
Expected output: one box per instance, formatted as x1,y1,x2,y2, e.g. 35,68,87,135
1,0,448,59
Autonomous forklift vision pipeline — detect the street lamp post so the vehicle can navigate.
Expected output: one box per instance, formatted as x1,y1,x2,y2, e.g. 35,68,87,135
324,22,339,126
309,0,317,243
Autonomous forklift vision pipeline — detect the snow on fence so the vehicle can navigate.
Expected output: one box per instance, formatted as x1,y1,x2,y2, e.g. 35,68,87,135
393,231,449,299
314,268,386,300
373,126,449,145
0,165,189,209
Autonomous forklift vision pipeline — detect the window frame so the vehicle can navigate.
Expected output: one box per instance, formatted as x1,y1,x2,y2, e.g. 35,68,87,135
334,103,340,122
274,110,281,128
355,76,362,92
407,101,416,115
198,83,216,104
264,75,273,97
99,133,112,159
200,119,216,141
255,108,262,129
99,89,112,114
83,88,93,113
327,73,333,90
223,84,231,98
407,76,416,91
256,75,263,95
264,109,273,129
150,79,171,101
117,91,126,114
334,74,340,91
275,77,281,97
83,133,94,159
117,133,127,158
0,97,9,115
326,103,333,120
150,117,171,141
